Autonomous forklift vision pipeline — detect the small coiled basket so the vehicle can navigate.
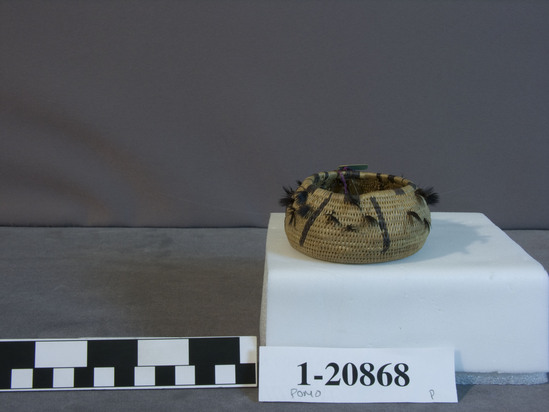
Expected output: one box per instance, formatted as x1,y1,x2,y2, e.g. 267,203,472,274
282,170,434,264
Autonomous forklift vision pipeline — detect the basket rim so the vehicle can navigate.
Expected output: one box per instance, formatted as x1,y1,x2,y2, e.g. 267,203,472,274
300,171,417,200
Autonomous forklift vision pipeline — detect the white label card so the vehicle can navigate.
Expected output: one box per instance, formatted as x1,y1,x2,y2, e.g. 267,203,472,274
259,346,457,403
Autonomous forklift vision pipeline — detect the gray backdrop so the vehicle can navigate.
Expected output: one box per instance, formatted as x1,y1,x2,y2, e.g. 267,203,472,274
1,0,548,229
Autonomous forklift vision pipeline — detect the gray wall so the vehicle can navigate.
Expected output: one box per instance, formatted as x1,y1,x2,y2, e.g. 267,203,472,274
1,1,548,229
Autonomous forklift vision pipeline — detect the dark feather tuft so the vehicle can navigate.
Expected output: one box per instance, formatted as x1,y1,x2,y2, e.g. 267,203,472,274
297,204,312,218
279,186,295,208
407,210,422,223
363,215,378,226
295,190,308,205
288,207,297,226
416,187,439,205
325,211,341,226
344,192,361,208
306,184,318,194
345,224,358,232
407,211,431,232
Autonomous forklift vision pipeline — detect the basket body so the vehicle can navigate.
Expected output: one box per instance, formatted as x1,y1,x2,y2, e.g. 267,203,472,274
283,171,431,264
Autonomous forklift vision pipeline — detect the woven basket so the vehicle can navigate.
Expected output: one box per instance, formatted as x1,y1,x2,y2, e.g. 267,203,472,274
282,170,432,264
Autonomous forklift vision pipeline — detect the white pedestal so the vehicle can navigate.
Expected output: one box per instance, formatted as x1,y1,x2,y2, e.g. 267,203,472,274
260,212,549,378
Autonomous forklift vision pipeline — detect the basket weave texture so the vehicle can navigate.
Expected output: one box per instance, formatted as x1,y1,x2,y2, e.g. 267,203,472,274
283,171,431,264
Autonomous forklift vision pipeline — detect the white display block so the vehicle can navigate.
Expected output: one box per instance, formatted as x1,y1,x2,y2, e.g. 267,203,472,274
260,212,549,374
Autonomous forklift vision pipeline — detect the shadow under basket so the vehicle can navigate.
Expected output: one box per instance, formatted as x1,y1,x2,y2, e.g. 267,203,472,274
283,171,433,264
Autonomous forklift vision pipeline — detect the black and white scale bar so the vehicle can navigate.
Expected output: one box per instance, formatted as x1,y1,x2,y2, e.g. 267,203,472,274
0,336,257,391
